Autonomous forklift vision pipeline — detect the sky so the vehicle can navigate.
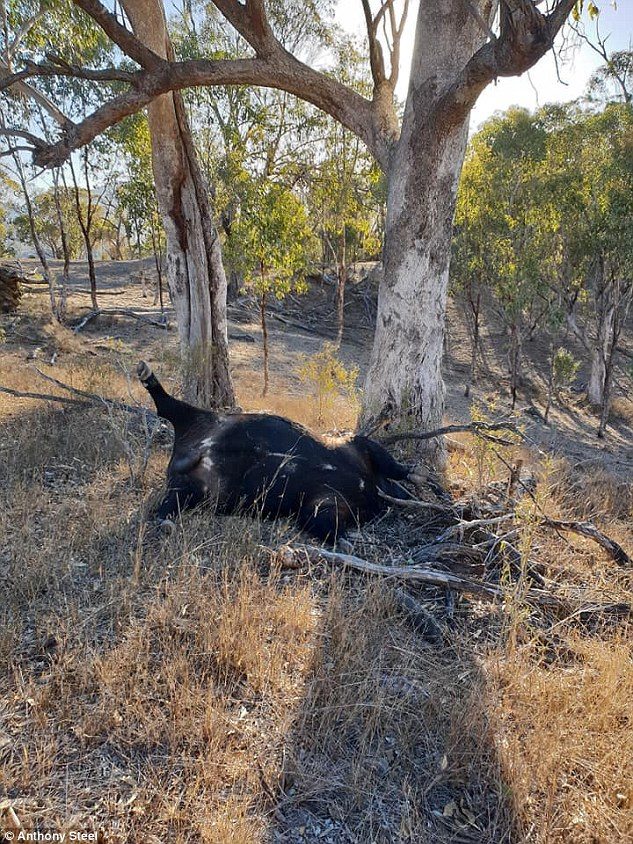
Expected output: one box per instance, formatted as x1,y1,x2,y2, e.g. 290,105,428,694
335,1,633,131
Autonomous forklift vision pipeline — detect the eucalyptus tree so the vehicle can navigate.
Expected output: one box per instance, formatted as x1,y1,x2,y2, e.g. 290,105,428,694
3,0,585,440
453,108,554,408
577,104,633,432
227,177,315,395
12,184,85,258
305,37,382,346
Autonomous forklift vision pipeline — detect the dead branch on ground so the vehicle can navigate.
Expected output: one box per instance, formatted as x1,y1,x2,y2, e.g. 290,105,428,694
542,518,631,567
0,384,91,407
295,544,566,608
31,367,158,420
378,420,523,447
73,307,169,332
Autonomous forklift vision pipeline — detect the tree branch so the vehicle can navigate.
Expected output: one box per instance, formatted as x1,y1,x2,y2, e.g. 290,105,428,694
0,63,72,128
41,54,137,84
378,420,522,446
5,1,47,61
72,0,165,69
438,0,577,126
0,125,46,148
387,0,409,87
361,0,387,86
31,55,381,168
542,518,631,568
297,544,565,607
0,384,92,408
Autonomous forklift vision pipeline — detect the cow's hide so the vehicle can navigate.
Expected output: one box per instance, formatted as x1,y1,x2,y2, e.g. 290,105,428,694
138,361,413,540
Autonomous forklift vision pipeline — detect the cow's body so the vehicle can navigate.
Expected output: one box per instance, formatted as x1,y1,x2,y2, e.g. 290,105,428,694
138,362,412,540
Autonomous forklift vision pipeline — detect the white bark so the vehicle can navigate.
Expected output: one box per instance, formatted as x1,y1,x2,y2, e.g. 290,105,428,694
363,2,488,438
587,256,613,407
122,0,234,409
588,306,614,407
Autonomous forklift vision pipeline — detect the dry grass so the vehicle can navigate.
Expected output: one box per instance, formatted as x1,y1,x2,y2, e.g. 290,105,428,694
234,368,359,435
1,306,632,842
610,396,633,426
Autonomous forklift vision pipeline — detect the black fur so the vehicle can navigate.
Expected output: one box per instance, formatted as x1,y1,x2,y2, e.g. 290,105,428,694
139,362,412,540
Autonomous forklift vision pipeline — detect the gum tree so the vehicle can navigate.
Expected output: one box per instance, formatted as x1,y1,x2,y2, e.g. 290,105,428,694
4,0,583,438
227,178,314,395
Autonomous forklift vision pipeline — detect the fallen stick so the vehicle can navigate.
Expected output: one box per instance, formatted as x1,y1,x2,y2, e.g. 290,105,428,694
32,367,157,420
70,288,127,296
229,331,256,343
436,513,515,542
541,518,631,567
299,543,502,598
377,490,453,513
73,308,169,333
268,311,319,334
0,384,91,408
298,544,564,607
379,420,522,447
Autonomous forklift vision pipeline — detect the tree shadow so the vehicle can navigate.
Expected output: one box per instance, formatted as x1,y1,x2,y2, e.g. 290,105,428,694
265,574,520,843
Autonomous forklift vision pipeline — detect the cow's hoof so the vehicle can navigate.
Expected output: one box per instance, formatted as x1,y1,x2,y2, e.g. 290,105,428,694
137,360,152,383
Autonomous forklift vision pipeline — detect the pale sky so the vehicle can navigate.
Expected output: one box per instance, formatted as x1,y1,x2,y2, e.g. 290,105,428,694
335,1,633,130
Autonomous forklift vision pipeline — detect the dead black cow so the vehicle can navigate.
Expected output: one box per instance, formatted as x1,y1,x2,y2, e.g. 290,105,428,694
138,361,414,540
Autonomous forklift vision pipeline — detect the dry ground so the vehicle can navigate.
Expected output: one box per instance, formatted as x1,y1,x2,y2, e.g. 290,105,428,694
0,260,632,843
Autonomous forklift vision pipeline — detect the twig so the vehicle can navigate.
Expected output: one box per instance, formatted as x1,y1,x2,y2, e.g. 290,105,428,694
377,489,453,513
435,513,515,542
541,519,631,568
70,288,127,296
0,384,91,408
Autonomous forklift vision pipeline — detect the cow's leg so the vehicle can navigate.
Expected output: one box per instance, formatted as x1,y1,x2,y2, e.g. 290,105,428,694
299,495,351,543
155,479,205,523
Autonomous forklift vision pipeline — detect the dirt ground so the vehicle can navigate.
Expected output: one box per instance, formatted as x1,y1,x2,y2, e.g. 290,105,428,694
1,259,632,843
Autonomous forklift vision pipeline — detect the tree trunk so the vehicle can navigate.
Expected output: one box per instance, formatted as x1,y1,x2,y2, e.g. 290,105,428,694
51,168,69,322
465,286,481,399
69,153,99,311
588,307,613,407
335,237,347,347
122,0,234,410
361,2,486,447
544,343,555,424
509,321,522,410
11,149,57,319
588,257,613,407
260,285,269,397
85,241,98,310
150,218,165,311
597,279,633,438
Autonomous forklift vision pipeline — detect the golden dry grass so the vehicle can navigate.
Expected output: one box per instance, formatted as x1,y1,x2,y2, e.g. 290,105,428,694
1,308,632,843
